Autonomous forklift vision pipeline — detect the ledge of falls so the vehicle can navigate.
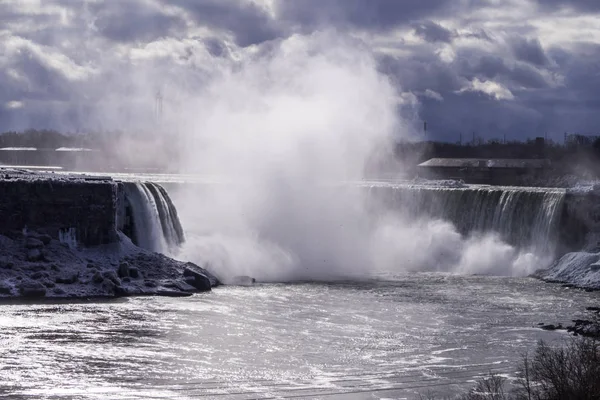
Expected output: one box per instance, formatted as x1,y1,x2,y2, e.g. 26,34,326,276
361,180,600,289
2,168,600,295
0,170,219,299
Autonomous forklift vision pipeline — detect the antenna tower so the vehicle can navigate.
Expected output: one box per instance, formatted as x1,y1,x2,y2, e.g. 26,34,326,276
155,90,163,120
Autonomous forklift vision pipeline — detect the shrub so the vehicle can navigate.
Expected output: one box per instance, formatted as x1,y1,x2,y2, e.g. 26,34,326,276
419,337,600,400
513,338,600,400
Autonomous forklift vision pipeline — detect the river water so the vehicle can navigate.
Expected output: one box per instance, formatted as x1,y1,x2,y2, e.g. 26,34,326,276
1,274,597,399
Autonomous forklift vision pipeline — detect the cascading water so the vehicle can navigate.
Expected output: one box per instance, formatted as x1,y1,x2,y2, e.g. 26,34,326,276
365,183,566,255
122,182,185,255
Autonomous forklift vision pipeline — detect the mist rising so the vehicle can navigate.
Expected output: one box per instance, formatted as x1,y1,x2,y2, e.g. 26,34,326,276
161,33,548,283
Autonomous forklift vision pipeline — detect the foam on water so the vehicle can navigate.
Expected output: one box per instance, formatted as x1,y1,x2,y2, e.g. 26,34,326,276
0,275,596,399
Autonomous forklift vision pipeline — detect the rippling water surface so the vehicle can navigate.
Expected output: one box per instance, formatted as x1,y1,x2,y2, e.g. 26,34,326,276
0,274,597,399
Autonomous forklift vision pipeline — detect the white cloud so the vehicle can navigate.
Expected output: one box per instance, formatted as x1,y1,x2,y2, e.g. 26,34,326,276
5,100,24,109
0,0,599,139
424,89,444,101
1,35,97,81
459,78,515,100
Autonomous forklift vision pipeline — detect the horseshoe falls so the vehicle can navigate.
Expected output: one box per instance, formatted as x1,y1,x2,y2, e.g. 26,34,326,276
365,183,566,256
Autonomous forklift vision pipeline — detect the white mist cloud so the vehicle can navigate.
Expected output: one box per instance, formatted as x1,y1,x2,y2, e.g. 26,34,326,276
171,32,546,283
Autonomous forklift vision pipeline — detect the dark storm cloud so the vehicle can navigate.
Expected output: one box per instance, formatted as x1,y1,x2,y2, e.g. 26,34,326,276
413,20,454,43
510,37,549,67
92,3,185,43
1,0,600,141
534,0,600,12
378,52,463,94
164,0,282,47
0,4,49,26
375,31,600,142
419,90,549,142
276,0,456,31
458,54,549,89
2,47,73,102
462,29,493,42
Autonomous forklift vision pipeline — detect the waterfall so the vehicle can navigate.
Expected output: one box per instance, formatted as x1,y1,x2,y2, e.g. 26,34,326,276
365,183,566,255
123,182,185,254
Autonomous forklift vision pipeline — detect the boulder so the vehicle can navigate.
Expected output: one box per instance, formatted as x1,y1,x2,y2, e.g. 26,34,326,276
38,234,52,245
92,271,104,284
230,276,256,286
56,272,79,284
25,237,44,249
31,271,49,280
0,282,13,295
183,268,212,291
118,262,129,278
540,324,563,331
26,248,44,262
129,267,140,279
19,281,47,298
102,270,121,286
156,289,194,297
53,287,66,295
1,261,13,270
114,285,131,297
163,280,196,292
101,279,117,295
183,262,219,287
29,264,47,272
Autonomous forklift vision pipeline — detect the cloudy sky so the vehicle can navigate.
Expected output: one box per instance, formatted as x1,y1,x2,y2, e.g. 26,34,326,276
1,0,599,142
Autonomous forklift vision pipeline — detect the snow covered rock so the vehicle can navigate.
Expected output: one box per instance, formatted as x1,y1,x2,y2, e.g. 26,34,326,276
0,231,220,299
534,251,600,289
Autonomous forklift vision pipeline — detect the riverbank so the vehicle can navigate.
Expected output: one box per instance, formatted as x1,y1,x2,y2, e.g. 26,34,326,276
0,230,219,299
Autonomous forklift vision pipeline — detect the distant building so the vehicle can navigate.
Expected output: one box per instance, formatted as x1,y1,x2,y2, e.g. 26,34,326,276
565,134,600,147
417,158,551,185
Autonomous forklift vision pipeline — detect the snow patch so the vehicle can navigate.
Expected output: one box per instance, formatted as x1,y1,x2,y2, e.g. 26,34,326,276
536,251,600,289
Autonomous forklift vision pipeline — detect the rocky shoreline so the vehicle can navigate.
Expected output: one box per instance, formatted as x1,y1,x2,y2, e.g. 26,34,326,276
0,230,220,299
538,306,600,339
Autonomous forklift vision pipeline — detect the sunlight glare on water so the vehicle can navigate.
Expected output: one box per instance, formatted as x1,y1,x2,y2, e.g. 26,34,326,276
0,274,597,399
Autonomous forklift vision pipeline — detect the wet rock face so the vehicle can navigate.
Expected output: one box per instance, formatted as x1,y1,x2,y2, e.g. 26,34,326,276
25,238,44,249
55,272,79,284
0,282,12,295
19,281,47,298
183,267,212,291
118,262,130,278
26,248,44,262
0,176,118,246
